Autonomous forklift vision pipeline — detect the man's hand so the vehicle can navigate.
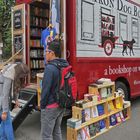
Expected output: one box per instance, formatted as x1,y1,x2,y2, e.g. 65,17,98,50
15,100,20,108
1,112,7,121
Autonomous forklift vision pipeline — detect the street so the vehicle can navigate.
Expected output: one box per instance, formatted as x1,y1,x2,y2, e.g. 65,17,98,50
15,97,140,140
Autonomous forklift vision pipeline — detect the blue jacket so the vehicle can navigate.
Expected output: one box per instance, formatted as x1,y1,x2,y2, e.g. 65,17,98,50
40,58,69,109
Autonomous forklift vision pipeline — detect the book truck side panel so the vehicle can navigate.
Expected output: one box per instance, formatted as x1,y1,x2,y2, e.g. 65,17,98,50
75,0,140,98
66,2,134,139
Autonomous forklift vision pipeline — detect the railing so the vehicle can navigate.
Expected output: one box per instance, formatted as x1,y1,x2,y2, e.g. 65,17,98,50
0,48,23,70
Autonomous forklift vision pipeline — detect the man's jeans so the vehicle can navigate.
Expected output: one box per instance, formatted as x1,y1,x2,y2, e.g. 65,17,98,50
41,107,64,140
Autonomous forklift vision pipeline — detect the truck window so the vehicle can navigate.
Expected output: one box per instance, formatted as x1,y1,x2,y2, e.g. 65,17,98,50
81,1,94,41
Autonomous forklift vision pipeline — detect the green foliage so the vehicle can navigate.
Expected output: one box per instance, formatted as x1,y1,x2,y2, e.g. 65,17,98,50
0,0,15,59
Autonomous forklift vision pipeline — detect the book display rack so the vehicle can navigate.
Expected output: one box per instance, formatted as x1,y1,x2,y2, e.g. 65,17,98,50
67,80,131,140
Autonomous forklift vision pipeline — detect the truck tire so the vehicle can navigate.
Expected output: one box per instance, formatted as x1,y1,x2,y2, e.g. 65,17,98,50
115,81,129,101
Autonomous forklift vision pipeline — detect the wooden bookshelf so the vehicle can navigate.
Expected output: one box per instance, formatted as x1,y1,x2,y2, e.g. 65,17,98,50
28,1,49,83
67,82,131,140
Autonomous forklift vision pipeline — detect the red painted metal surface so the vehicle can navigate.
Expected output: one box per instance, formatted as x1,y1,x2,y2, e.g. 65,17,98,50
16,0,32,4
66,0,140,99
15,0,140,100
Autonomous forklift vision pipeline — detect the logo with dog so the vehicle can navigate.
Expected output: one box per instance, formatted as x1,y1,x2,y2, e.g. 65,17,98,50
100,12,136,56
99,36,136,56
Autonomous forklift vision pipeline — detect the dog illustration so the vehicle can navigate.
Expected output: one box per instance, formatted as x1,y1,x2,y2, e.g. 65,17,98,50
121,37,136,56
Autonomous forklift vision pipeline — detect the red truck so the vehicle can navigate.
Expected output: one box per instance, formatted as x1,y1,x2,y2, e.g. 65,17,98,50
11,0,140,130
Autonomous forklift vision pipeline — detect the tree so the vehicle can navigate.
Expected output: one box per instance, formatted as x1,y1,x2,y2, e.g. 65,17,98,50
0,0,15,59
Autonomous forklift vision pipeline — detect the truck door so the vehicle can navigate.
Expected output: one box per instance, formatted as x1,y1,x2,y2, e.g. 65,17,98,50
11,4,26,63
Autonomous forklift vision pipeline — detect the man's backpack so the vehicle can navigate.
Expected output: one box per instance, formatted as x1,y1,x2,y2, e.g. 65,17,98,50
50,62,78,108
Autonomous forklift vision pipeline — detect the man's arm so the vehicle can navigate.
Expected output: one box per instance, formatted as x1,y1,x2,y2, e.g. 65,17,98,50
40,66,53,109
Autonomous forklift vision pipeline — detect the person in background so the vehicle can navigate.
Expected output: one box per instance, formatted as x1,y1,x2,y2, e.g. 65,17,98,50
41,24,57,64
40,41,68,140
0,62,29,140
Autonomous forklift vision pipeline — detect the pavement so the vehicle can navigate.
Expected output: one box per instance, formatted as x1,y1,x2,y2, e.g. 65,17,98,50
15,97,140,140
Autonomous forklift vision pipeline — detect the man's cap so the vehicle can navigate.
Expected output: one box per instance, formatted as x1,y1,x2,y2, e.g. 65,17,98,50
47,41,61,56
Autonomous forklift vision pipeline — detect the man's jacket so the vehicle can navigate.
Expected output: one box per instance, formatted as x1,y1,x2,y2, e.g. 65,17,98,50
40,58,69,109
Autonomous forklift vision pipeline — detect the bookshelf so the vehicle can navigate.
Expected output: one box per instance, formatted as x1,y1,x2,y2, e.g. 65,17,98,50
67,82,131,140
29,1,49,83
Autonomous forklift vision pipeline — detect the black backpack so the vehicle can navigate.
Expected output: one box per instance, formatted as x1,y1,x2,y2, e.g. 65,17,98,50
49,62,78,108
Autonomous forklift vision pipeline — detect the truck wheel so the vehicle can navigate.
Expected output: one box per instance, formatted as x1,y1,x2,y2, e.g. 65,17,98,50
115,81,129,101
103,39,113,56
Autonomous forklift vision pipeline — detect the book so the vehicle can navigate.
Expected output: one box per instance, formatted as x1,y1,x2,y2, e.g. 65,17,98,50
91,106,99,118
78,126,90,140
108,100,115,112
84,108,91,121
67,118,81,128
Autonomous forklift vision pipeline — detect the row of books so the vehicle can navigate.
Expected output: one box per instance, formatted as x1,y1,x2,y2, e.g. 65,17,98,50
74,98,122,124
75,91,113,109
30,17,48,27
30,6,49,18
81,104,104,122
77,98,122,123
77,120,106,140
30,60,44,69
30,49,44,58
75,109,128,140
30,40,41,47
30,28,42,37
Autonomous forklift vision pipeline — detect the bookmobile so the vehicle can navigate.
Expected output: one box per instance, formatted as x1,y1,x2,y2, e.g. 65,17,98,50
10,0,139,136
